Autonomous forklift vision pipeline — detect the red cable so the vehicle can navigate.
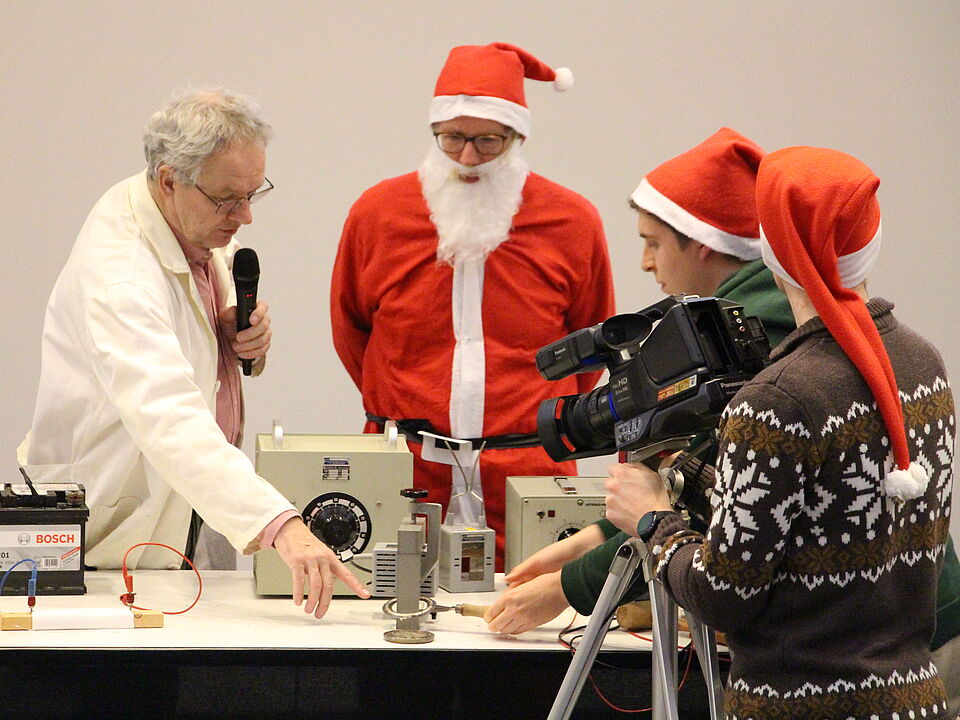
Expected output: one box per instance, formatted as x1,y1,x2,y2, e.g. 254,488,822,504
588,674,650,714
556,612,653,714
587,641,695,713
561,623,700,714
119,542,203,615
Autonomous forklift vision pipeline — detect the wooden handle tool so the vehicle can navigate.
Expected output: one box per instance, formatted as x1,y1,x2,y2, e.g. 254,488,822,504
453,603,489,618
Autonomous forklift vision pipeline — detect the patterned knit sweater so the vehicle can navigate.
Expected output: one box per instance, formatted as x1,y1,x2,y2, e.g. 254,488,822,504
649,298,954,719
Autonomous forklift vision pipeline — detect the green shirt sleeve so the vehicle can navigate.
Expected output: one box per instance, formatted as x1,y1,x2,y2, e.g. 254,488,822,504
594,517,622,540
561,530,648,614
934,535,960,650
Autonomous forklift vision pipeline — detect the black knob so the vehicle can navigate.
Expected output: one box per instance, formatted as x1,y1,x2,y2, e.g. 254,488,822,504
401,488,428,499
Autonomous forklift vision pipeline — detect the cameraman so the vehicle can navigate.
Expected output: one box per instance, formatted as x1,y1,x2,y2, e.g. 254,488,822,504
485,128,795,632
485,130,960,712
604,146,954,717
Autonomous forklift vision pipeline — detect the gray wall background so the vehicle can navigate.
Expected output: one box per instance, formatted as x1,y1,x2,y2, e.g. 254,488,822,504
3,2,958,544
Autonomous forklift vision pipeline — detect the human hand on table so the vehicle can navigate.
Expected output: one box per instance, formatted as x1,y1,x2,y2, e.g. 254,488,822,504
484,571,570,635
504,522,605,587
273,518,370,618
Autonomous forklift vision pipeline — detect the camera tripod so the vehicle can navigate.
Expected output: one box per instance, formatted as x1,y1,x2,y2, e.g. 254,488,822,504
547,537,725,720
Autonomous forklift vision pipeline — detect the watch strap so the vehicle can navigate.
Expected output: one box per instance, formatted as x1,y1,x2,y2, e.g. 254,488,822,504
636,510,676,542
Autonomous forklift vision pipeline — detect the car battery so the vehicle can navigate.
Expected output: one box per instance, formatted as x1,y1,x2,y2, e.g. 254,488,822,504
0,482,89,595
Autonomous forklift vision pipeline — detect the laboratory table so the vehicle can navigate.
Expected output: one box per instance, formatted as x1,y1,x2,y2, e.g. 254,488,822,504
0,570,726,719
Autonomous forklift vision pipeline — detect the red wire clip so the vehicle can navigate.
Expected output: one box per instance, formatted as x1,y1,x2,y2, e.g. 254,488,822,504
119,542,203,615
119,570,136,606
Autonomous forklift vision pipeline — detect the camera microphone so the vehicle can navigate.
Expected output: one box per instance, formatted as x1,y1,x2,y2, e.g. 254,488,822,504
232,248,260,376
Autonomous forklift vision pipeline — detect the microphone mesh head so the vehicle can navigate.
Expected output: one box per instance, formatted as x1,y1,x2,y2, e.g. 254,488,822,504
233,248,260,281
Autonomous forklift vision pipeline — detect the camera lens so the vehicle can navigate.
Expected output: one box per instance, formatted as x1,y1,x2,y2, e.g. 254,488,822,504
563,385,618,450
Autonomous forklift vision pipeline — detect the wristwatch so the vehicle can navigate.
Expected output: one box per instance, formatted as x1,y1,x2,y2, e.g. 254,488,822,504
636,510,675,542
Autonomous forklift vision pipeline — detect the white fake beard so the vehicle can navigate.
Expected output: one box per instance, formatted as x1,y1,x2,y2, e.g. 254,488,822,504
418,142,529,265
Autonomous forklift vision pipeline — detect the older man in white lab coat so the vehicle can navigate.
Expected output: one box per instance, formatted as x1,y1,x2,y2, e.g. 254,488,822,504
19,88,368,618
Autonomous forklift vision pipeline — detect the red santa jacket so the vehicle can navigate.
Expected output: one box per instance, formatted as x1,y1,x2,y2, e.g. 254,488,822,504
331,171,615,568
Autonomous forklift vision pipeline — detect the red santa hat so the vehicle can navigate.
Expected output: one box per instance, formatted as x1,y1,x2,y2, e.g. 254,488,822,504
630,127,765,261
428,42,574,139
756,146,928,501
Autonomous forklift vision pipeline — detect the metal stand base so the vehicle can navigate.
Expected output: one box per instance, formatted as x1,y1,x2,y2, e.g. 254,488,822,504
383,628,434,644
547,538,724,720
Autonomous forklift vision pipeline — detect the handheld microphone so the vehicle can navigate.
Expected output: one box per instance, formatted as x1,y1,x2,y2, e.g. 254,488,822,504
232,248,260,376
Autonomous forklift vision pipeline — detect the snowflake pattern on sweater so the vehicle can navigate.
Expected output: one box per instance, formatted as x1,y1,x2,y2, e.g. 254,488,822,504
649,299,954,720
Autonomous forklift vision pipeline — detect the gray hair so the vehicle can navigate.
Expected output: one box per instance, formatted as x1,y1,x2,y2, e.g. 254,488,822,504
143,87,273,183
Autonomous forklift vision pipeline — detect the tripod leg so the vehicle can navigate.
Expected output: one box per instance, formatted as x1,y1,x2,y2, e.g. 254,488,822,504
547,540,646,720
648,570,679,720
686,615,725,720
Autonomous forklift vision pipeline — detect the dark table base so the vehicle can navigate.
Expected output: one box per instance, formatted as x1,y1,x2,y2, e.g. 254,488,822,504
0,648,728,719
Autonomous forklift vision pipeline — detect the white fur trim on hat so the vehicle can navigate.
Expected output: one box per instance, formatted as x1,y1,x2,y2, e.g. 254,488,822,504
836,221,882,288
759,226,801,288
631,178,761,260
429,94,532,138
883,461,930,501
760,221,882,290
553,67,574,92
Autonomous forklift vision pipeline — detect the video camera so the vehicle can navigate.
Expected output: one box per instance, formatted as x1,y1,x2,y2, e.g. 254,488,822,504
535,295,770,462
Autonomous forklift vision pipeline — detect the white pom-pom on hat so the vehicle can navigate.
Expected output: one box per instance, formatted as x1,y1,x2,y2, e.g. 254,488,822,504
757,149,931,505
553,67,574,92
883,462,930,501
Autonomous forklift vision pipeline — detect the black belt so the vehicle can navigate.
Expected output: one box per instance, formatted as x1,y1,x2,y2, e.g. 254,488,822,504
366,413,541,450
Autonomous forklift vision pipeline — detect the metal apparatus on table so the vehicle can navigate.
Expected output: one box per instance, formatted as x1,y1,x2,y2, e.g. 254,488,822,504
439,482,495,594
419,432,495,593
253,421,413,597
381,597,487,621
382,488,443,644
547,446,724,720
504,475,606,573
370,540,437,599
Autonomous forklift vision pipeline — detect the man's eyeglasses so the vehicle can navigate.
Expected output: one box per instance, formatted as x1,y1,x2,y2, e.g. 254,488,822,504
434,132,512,156
194,177,274,215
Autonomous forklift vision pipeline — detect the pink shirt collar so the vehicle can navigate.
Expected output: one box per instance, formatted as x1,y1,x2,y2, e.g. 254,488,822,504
176,236,213,266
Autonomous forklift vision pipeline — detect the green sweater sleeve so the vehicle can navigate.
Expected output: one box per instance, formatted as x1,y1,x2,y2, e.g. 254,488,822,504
561,529,648,614
595,517,622,540
934,535,960,650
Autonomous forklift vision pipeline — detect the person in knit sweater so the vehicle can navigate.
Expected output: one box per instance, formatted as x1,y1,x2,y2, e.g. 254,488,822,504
604,146,953,719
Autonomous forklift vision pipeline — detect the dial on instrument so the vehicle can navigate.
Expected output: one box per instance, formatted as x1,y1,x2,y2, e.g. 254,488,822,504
301,492,372,562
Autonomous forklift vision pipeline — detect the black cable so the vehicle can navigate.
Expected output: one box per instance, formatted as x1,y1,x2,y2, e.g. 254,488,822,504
18,466,39,496
349,557,372,575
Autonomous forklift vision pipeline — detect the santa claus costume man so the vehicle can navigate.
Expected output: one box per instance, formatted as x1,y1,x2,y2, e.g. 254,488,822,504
331,42,615,569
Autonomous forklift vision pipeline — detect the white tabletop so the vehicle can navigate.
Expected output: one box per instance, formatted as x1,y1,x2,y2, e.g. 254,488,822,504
0,570,654,653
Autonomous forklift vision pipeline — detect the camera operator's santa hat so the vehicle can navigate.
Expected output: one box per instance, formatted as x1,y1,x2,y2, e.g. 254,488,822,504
630,127,764,261
757,145,928,501
428,42,574,139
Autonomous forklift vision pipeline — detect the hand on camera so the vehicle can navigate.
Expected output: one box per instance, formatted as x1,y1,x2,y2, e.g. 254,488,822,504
604,462,673,537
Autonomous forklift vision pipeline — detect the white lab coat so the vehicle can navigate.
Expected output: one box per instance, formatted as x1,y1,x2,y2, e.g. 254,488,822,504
18,171,293,569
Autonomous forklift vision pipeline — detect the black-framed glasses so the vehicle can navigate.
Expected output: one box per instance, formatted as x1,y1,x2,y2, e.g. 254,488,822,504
434,132,512,156
193,177,274,215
